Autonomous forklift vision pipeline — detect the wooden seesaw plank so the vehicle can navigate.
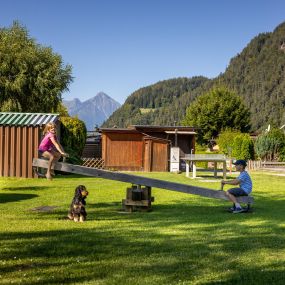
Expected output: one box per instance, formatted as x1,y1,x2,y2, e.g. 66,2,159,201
32,158,254,204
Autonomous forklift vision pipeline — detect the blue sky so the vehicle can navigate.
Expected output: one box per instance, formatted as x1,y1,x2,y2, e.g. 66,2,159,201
1,0,285,104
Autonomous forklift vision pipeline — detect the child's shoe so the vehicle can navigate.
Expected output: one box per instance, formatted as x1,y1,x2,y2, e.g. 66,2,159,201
233,207,244,213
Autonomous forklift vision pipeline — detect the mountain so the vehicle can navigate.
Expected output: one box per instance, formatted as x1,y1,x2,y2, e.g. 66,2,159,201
102,76,211,127
103,21,285,131
217,21,285,130
63,92,121,130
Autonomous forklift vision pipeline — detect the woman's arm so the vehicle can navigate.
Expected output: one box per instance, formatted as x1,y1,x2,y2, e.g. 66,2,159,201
50,136,66,155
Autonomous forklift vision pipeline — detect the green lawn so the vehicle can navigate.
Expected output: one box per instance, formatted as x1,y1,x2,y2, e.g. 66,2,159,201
0,171,285,285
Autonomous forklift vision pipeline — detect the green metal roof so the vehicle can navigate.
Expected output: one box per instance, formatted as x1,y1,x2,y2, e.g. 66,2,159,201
0,112,59,126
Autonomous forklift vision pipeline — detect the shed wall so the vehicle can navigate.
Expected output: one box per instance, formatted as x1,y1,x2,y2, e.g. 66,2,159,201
143,139,169,172
102,132,170,172
0,126,40,178
102,133,144,171
151,140,169,171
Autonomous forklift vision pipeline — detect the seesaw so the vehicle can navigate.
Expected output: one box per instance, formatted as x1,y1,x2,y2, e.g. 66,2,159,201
33,158,254,212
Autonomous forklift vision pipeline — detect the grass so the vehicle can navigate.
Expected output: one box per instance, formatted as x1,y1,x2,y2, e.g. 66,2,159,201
0,171,285,284
139,108,155,114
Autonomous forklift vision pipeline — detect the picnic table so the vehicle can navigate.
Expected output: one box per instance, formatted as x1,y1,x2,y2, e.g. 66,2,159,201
181,154,227,179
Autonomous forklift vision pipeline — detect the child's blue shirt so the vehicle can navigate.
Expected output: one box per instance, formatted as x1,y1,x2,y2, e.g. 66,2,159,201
238,171,252,194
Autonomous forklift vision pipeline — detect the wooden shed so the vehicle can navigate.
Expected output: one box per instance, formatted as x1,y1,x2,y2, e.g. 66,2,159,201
132,125,197,156
100,126,197,172
0,112,59,178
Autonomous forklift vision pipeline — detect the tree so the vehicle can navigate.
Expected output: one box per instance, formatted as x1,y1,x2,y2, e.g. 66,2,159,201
0,98,22,112
0,21,72,112
182,86,251,144
255,128,285,161
56,102,69,117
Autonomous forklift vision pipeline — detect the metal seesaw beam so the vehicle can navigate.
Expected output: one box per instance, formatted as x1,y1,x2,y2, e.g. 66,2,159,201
32,158,254,204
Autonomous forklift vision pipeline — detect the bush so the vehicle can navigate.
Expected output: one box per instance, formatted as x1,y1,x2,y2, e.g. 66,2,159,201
218,130,254,160
239,134,255,160
255,128,285,161
217,129,240,157
60,116,87,164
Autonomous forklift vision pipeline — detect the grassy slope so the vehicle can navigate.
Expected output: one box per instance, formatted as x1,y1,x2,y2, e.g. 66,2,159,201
0,171,285,285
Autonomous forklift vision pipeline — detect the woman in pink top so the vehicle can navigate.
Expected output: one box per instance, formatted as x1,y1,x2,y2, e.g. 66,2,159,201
38,122,68,180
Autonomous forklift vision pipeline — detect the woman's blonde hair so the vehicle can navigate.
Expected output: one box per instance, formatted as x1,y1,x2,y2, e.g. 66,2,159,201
43,122,56,134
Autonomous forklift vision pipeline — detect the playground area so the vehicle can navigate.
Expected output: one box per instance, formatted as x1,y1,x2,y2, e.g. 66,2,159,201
1,170,285,284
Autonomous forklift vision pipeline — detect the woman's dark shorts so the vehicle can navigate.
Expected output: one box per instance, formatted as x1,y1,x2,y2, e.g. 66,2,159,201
228,188,248,197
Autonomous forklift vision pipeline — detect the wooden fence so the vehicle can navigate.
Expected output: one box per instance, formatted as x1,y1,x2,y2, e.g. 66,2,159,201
81,158,105,169
247,160,285,170
247,160,262,170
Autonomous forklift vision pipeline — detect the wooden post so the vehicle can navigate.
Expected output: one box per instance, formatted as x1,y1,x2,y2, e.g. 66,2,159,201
185,160,190,178
192,162,197,178
214,162,217,178
122,185,153,212
144,140,152,172
223,161,227,179
175,128,178,147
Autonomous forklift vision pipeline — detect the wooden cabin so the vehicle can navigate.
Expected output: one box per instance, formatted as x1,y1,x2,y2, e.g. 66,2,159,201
100,126,197,172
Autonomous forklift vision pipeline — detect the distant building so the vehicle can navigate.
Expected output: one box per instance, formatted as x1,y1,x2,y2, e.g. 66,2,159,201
100,125,197,172
82,131,102,158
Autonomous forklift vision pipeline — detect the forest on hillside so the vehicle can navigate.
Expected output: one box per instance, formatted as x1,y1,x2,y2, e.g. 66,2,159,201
102,77,212,127
103,21,285,132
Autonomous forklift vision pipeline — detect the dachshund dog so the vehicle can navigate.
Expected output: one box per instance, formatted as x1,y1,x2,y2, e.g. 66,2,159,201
68,185,89,222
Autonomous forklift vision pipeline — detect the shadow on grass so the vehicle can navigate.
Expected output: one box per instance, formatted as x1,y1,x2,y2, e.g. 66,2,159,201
0,193,38,203
28,194,285,231
52,174,104,179
31,202,126,221
203,269,285,285
2,186,49,191
0,220,285,285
